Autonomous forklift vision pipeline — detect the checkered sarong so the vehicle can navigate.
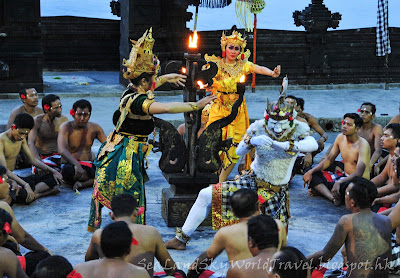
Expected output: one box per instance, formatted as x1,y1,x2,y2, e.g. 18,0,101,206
376,0,391,57
212,173,289,230
390,234,400,274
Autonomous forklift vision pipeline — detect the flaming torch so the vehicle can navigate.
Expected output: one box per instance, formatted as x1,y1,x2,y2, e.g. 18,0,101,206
188,30,199,50
197,80,205,89
181,67,187,75
197,80,206,98
237,75,246,95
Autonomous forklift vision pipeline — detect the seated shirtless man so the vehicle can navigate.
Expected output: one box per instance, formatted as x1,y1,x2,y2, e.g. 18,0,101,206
303,113,370,206
28,94,68,172
0,202,50,276
58,99,106,190
357,102,383,176
307,177,392,278
75,221,150,278
85,194,182,277
7,88,42,129
226,215,280,278
7,88,43,170
371,124,400,212
292,97,328,175
0,114,62,204
0,208,28,278
187,189,286,277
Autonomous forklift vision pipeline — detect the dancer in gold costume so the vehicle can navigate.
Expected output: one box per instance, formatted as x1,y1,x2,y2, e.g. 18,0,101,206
205,30,281,182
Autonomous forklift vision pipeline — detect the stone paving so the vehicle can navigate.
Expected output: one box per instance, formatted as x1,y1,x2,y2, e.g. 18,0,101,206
2,71,400,274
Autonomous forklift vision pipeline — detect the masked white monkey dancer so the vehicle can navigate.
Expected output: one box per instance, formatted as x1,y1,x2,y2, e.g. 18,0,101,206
165,77,318,250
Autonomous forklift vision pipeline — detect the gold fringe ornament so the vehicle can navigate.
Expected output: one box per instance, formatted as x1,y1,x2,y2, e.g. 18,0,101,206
235,0,266,32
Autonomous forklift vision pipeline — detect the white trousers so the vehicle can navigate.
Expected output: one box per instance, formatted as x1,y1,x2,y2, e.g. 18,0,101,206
179,185,213,238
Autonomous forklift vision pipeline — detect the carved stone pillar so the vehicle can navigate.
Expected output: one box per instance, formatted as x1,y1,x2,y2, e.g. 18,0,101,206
293,0,341,80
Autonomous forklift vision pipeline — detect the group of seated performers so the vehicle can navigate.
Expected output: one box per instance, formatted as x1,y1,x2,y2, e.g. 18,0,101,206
3,28,400,277
0,89,106,206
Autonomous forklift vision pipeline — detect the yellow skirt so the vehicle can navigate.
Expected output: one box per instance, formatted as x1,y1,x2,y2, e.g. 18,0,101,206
206,93,250,169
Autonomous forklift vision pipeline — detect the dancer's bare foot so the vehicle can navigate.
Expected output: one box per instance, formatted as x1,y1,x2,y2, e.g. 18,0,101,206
164,237,186,250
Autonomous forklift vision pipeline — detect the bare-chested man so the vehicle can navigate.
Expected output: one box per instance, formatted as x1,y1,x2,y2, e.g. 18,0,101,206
296,98,328,154
357,102,383,174
291,97,328,175
0,114,62,204
303,113,370,206
28,94,68,170
226,214,280,278
7,88,42,129
371,124,400,203
387,102,400,126
85,194,177,277
75,221,150,278
307,177,392,278
285,95,307,124
0,202,51,275
0,208,28,278
188,189,286,277
58,99,106,190
85,194,180,277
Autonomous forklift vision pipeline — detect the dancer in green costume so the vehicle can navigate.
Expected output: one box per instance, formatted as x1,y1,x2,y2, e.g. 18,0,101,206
88,28,216,232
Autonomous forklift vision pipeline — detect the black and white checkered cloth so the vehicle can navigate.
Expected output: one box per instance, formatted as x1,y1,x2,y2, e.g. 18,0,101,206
390,234,400,274
376,0,391,57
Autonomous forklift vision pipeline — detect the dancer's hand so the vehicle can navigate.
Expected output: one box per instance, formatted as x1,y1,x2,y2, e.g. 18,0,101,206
164,74,187,87
250,135,273,147
196,95,217,109
271,65,281,78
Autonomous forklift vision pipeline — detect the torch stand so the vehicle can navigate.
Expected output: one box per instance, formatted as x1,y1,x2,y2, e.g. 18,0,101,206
161,52,218,227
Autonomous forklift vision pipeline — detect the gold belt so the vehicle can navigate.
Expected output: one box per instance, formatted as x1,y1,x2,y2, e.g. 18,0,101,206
255,178,283,193
118,133,148,142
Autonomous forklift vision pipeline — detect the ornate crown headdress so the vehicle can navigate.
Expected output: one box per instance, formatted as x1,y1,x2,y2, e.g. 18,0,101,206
122,28,160,80
220,30,247,51
220,30,251,60
264,77,295,126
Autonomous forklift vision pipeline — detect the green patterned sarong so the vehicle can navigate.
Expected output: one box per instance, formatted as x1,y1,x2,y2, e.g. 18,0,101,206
88,136,149,232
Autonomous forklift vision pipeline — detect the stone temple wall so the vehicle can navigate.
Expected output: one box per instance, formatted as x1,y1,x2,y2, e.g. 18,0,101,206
39,16,400,86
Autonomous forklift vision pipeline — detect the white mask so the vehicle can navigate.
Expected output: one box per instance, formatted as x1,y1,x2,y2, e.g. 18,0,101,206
267,118,294,140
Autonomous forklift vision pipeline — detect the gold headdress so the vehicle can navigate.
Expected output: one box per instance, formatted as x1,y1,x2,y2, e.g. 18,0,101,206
122,28,160,80
265,77,295,124
220,30,251,60
220,31,246,51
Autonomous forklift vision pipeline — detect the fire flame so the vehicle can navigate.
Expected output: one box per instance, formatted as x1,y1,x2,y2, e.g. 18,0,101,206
239,75,245,83
197,80,204,89
181,67,187,74
188,30,198,49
